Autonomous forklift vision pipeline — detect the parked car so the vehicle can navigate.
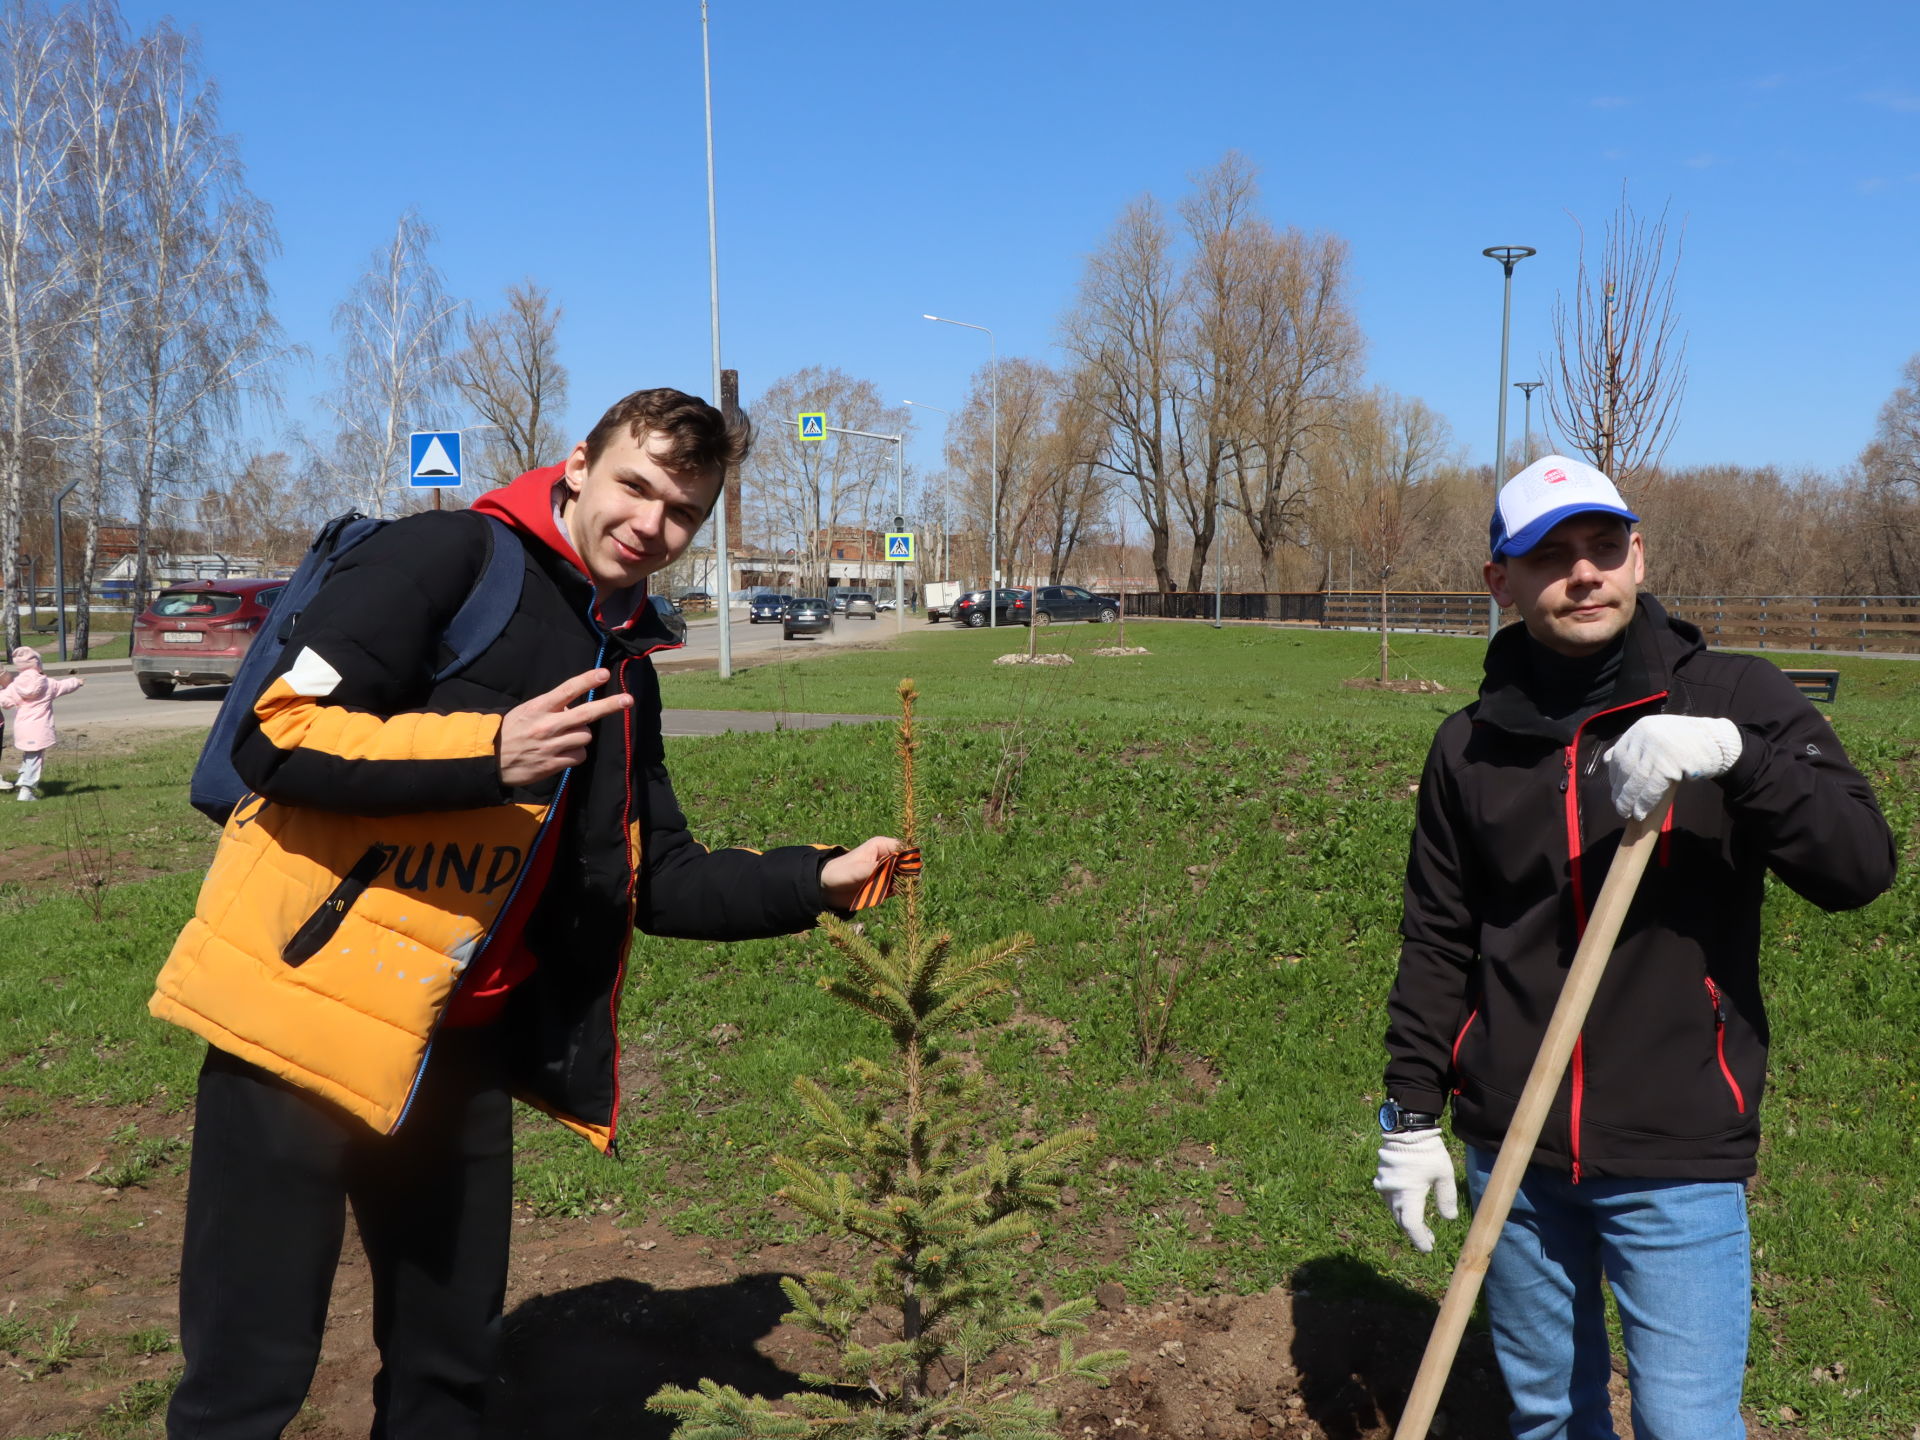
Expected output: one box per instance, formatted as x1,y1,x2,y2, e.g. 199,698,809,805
131,577,288,698
748,593,791,624
954,588,1029,628
648,593,688,643
876,597,897,612
841,590,878,620
1026,584,1120,626
783,596,834,640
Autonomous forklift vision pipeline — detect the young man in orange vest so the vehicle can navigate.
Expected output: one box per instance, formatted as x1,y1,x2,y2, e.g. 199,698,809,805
157,390,904,1437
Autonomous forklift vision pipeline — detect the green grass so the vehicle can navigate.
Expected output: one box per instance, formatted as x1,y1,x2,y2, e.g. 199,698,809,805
0,622,1915,1434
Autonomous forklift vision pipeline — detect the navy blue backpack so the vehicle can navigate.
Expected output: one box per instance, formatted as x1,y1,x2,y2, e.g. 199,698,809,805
189,511,524,824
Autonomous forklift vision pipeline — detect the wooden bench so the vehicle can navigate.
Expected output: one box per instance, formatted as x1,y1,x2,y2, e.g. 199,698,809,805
1781,669,1840,703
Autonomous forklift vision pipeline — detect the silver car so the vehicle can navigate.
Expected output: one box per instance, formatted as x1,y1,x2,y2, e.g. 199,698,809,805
842,590,878,620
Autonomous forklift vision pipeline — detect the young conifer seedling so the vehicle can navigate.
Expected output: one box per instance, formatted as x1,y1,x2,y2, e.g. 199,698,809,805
651,679,1125,1439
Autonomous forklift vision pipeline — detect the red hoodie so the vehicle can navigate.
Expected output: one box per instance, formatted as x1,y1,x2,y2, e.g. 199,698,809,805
442,466,603,1026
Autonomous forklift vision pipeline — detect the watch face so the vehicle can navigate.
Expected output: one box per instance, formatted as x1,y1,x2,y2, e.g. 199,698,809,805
1378,1101,1399,1132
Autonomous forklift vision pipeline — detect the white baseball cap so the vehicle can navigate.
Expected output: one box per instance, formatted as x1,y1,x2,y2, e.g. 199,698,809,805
1489,455,1639,558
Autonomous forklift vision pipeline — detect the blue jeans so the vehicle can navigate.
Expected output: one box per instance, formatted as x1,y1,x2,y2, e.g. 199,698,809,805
1465,1146,1750,1440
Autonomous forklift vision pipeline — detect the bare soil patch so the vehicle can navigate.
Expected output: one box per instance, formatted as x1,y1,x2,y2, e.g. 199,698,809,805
1341,678,1448,695
4,1092,1804,1440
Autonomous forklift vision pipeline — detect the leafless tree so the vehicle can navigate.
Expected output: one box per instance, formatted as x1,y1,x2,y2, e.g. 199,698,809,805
944,356,1065,587
742,367,908,595
454,278,568,487
194,449,313,566
1548,189,1687,493
1221,217,1361,591
1320,391,1453,678
0,0,76,649
119,16,283,604
50,0,139,657
1854,354,1920,594
1061,194,1183,591
318,210,461,517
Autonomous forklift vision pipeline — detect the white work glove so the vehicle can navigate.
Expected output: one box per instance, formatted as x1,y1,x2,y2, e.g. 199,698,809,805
1373,1128,1458,1254
1603,715,1744,822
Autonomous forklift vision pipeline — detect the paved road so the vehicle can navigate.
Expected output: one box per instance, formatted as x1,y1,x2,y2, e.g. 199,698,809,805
52,668,882,738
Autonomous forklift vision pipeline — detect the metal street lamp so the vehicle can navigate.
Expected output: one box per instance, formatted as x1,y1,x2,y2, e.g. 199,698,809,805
1514,381,1544,463
1482,245,1536,638
701,1,733,679
903,399,952,583
923,313,998,627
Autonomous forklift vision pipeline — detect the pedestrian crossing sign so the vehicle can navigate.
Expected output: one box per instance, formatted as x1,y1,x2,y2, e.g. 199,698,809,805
409,431,462,487
885,532,914,562
797,412,826,441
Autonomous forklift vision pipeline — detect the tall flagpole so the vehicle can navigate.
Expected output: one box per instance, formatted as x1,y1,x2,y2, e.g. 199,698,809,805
702,2,732,679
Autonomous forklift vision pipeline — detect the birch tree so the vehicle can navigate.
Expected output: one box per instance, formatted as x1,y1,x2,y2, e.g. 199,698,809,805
119,15,283,604
454,278,568,487
50,0,139,656
319,210,461,517
0,0,73,649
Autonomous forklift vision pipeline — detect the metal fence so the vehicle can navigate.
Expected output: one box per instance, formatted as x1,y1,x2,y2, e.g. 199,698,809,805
1114,591,1920,654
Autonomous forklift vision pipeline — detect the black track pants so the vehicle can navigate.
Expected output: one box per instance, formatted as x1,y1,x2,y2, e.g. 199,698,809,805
167,1029,512,1439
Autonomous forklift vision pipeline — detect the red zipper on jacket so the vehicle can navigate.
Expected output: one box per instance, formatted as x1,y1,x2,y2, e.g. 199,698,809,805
1704,977,1746,1113
1449,1008,1479,1096
1561,690,1669,1181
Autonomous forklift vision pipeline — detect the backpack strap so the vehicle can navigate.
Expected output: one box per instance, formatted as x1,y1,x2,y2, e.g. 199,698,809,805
431,515,524,682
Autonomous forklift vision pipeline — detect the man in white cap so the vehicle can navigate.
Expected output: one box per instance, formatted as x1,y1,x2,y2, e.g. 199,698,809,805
1372,456,1895,1438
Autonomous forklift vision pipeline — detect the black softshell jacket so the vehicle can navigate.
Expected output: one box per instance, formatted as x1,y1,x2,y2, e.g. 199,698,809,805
231,500,835,1147
1385,596,1896,1180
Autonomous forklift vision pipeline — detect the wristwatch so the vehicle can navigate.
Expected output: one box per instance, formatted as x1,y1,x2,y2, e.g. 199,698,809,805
1378,1098,1441,1134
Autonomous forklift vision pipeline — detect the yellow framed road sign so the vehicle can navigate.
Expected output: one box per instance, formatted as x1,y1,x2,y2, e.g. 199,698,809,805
885,532,915,562
797,412,826,441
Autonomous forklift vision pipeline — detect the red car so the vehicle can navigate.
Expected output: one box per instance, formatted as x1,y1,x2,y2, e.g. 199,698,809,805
131,577,287,698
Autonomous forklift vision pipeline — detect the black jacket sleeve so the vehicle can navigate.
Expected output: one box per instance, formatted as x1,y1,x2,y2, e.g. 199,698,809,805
1716,661,1897,911
231,511,510,816
631,758,841,940
1384,720,1481,1115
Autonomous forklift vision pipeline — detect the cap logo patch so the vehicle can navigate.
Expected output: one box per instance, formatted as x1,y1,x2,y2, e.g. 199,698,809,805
1543,468,1568,484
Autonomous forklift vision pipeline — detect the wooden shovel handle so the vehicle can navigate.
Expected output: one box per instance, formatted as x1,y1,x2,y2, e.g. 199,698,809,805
1391,790,1675,1440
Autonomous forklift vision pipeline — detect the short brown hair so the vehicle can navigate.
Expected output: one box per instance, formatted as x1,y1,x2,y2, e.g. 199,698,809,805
581,387,753,473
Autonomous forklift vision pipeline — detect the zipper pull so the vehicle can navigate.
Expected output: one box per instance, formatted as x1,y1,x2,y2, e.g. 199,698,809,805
1561,747,1573,794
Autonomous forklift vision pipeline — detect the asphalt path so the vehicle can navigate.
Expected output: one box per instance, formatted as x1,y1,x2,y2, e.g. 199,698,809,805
49,608,902,738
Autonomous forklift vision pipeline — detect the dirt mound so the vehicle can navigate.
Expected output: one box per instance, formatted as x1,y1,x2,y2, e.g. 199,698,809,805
1052,1282,1515,1440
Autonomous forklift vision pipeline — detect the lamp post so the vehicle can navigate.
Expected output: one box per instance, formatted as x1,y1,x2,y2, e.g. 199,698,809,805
1482,245,1536,639
923,313,998,627
796,418,906,637
701,1,732,678
903,399,951,583
1514,381,1544,464
52,477,80,659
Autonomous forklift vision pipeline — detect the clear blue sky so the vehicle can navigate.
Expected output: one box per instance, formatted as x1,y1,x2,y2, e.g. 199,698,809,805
125,0,1920,486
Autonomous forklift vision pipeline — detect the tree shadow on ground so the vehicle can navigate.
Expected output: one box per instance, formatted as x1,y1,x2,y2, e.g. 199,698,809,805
1289,1255,1509,1440
485,1271,805,1439
33,779,106,798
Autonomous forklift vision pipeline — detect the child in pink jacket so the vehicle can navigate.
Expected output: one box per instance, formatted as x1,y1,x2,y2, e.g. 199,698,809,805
0,646,84,801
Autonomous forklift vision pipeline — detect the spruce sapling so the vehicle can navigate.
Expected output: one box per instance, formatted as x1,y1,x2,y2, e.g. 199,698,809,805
650,679,1125,1439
